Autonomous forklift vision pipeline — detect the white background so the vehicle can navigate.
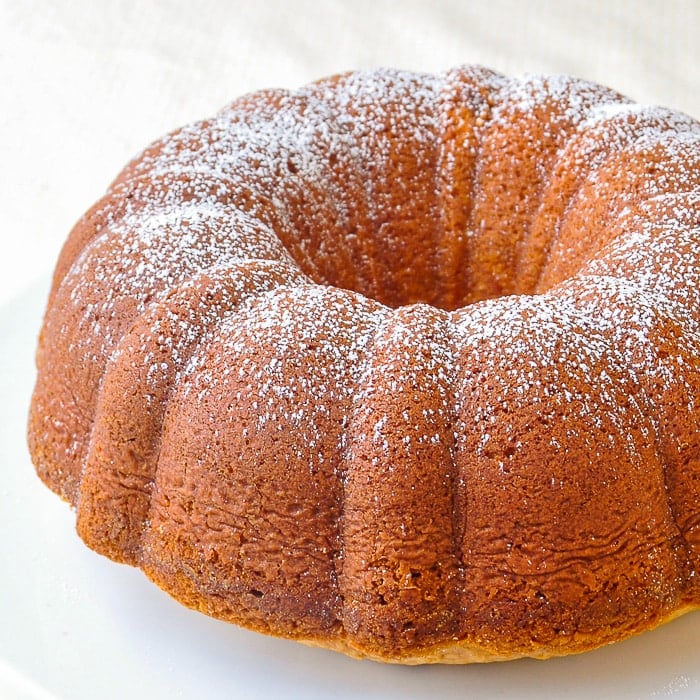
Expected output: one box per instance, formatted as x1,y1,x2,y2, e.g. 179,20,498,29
3,2,700,698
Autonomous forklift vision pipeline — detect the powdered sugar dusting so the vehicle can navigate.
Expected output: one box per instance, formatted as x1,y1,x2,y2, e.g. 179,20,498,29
30,66,700,653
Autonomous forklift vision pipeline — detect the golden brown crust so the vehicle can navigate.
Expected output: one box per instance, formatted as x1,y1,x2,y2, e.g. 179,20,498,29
28,66,700,663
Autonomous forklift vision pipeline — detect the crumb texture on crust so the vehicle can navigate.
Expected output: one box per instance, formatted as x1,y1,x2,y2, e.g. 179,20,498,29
28,66,700,663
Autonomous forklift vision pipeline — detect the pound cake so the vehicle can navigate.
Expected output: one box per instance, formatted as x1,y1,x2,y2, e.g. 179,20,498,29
28,66,700,663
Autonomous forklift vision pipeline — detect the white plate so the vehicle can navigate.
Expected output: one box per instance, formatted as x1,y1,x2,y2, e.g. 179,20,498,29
2,277,699,700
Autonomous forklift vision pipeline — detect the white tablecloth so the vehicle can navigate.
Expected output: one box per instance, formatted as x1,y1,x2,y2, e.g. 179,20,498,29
3,0,700,306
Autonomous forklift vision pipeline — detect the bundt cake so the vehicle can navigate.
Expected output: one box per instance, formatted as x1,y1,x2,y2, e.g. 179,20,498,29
28,66,700,663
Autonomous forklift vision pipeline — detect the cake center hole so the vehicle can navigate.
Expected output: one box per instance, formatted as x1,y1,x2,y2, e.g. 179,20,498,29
281,218,526,312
